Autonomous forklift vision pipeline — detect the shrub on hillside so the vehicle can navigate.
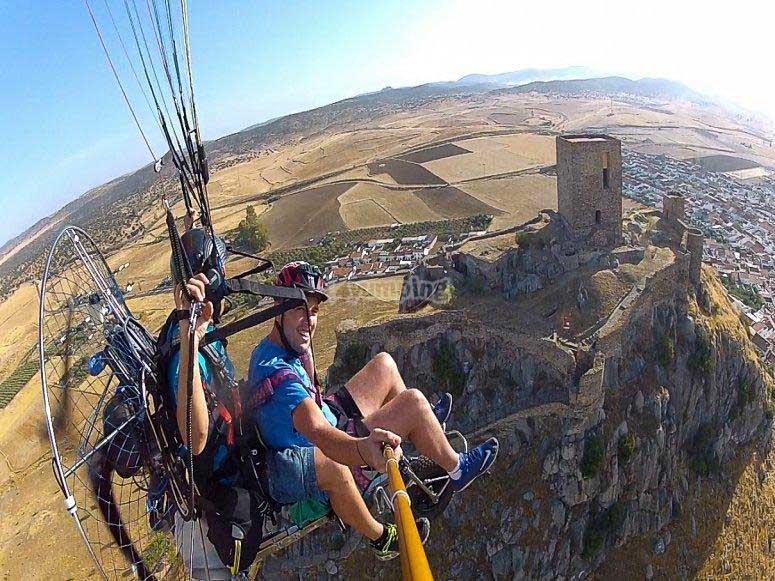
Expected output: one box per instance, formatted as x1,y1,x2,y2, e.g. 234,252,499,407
582,501,626,559
617,434,636,466
581,433,605,479
432,341,465,398
688,329,713,377
734,375,756,415
723,279,764,311
656,335,675,368
434,283,456,307
234,205,269,252
687,422,720,477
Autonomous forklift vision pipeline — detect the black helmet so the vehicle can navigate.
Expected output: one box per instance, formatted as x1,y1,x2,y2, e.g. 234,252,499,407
170,228,229,320
171,228,228,280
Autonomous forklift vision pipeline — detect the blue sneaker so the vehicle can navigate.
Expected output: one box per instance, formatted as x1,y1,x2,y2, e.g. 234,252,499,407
432,392,452,425
451,437,499,492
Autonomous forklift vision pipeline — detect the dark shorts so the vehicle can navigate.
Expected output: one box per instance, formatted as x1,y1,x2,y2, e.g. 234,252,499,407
324,389,369,437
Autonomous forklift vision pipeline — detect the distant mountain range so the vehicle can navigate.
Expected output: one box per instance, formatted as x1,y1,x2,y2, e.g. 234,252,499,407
455,65,603,86
500,75,712,103
343,66,711,106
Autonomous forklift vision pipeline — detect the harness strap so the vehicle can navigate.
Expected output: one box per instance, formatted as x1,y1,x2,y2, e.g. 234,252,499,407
231,386,243,421
225,278,306,300
245,368,301,411
299,350,323,407
215,402,234,447
202,300,304,346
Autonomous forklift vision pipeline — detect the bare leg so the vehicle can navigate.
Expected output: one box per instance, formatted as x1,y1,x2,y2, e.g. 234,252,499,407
364,389,458,473
314,448,382,540
344,352,407,416
343,352,457,471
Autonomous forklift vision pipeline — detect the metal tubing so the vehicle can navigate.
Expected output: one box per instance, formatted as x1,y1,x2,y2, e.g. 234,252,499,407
383,446,433,581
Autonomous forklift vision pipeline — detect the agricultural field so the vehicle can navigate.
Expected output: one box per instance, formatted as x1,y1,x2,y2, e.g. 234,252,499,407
366,158,446,186
0,283,38,382
396,143,472,164
262,182,353,249
489,111,531,125
414,186,500,220
692,154,760,172
339,182,438,228
421,133,556,183
0,356,37,408
459,174,558,230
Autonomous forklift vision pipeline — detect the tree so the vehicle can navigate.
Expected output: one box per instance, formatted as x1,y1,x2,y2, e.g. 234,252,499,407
235,205,268,252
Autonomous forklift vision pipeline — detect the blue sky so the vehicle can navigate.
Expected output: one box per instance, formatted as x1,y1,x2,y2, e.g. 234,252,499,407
0,1,444,245
1,0,774,246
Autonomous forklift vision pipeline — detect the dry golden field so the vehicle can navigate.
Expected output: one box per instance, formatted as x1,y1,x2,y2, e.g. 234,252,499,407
339,182,440,227
459,174,558,230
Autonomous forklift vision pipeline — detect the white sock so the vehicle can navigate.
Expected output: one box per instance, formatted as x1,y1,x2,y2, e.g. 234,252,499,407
448,454,462,480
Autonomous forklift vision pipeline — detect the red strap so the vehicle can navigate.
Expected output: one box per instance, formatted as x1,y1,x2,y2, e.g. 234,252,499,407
216,402,234,447
246,357,324,411
246,368,301,410
230,386,243,420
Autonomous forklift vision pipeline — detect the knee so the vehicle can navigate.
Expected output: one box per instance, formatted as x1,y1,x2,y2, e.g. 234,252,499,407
372,351,398,375
316,455,352,492
402,388,430,412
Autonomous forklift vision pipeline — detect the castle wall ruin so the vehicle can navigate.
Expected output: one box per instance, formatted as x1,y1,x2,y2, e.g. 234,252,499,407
659,192,704,289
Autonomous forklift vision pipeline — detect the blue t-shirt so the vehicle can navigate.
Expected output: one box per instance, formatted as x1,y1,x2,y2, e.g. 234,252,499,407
166,322,235,479
248,337,336,450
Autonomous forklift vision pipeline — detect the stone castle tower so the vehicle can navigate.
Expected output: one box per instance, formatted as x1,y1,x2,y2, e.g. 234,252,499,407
556,134,622,248
662,191,704,287
662,192,686,223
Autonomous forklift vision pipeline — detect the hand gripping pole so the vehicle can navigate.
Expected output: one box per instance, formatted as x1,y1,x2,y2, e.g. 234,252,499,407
383,446,433,581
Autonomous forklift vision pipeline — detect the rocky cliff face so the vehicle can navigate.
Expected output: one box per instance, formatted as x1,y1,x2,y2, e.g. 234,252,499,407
259,268,772,579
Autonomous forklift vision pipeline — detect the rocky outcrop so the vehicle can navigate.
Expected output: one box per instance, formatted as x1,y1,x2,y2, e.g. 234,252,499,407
398,264,450,313
260,265,772,579
328,311,576,434
415,211,643,303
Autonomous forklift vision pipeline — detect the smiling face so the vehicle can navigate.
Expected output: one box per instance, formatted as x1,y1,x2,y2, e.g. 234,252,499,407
277,295,322,353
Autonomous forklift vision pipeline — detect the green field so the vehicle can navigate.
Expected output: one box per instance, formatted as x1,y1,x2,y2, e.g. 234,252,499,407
0,358,37,408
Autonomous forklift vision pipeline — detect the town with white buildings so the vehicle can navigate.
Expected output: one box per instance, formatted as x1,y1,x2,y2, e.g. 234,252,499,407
623,150,775,364
323,234,438,282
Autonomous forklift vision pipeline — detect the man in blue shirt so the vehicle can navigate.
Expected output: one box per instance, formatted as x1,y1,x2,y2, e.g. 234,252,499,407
248,261,499,561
